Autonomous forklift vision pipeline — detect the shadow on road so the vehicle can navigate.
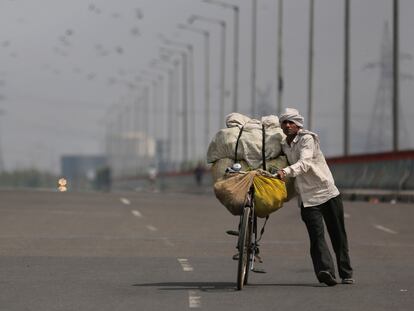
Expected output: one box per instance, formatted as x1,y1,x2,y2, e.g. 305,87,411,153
133,282,236,292
248,283,324,288
133,281,323,291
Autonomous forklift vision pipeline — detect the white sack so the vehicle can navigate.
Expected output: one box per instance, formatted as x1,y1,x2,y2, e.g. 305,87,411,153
206,113,285,169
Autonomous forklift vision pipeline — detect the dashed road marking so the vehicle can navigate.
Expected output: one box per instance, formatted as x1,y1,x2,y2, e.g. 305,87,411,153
177,258,194,272
131,210,142,218
146,225,158,232
162,238,174,247
189,290,201,308
374,224,398,235
120,198,131,205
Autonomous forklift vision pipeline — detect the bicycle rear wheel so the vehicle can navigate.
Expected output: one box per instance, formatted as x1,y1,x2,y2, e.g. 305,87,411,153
237,206,251,290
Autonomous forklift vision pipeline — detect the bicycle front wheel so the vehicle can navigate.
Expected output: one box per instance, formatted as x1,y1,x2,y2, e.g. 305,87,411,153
237,206,251,290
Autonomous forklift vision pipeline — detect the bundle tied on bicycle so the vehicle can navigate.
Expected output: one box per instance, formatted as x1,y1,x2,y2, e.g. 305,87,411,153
214,169,287,218
208,113,294,218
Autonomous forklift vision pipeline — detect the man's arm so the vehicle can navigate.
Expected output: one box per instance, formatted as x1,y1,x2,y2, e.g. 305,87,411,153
277,135,315,179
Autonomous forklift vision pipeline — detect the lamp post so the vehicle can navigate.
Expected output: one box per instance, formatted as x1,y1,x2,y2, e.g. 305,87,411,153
124,85,147,174
344,0,350,155
202,0,239,113
189,14,227,127
131,95,141,174
135,77,156,164
251,0,257,117
277,0,284,116
112,98,128,177
140,69,164,142
0,108,5,172
159,36,196,162
122,94,135,176
159,45,190,164
308,0,315,131
152,56,181,166
178,23,211,150
106,99,131,177
392,0,399,151
103,104,116,175
150,59,180,165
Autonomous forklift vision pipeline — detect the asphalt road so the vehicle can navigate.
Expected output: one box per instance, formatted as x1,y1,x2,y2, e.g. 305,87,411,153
0,189,413,311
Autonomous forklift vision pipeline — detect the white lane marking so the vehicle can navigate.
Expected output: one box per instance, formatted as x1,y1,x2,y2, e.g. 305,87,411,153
162,238,174,247
374,224,398,235
177,258,194,272
146,225,158,232
189,290,201,308
120,198,131,205
344,213,350,219
131,210,142,218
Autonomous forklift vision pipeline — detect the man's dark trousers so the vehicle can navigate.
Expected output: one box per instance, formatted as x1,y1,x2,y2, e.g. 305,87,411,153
300,195,353,280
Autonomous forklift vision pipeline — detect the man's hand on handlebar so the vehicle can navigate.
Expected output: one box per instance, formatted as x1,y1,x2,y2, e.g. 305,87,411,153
276,169,287,181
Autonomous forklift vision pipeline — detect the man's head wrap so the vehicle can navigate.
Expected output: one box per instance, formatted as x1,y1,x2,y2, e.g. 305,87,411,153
279,108,304,128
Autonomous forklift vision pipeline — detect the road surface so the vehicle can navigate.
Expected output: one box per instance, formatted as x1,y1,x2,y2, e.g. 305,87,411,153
0,189,412,310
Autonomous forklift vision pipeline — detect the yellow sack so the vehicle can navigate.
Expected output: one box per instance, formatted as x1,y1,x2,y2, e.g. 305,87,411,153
253,174,287,218
266,156,296,202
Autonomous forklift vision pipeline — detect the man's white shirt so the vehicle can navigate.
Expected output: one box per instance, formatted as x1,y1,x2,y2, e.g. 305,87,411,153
282,130,340,207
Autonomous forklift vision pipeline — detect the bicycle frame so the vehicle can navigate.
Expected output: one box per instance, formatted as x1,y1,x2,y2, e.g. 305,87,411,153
236,187,259,290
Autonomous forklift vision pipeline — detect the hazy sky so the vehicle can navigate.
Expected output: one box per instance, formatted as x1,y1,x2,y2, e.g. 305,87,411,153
1,0,413,173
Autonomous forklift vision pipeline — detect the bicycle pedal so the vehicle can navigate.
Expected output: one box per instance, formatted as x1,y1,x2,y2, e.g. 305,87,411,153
254,255,263,263
252,267,266,274
226,230,239,236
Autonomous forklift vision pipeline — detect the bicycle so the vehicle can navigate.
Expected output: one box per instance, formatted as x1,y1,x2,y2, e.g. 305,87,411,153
225,165,268,290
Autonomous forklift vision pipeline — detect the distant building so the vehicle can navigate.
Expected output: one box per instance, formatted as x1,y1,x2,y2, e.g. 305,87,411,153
61,155,107,191
106,130,156,178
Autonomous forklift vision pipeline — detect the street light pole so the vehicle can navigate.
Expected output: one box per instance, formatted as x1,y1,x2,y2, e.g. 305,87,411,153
178,24,211,149
392,0,399,151
103,104,114,174
147,63,179,178
114,97,128,177
344,0,350,155
277,0,284,116
159,45,190,164
0,108,5,172
150,61,172,139
308,0,315,131
189,15,227,127
251,0,257,117
141,70,163,142
153,55,181,165
234,6,239,112
160,36,196,162
135,78,155,164
202,0,240,112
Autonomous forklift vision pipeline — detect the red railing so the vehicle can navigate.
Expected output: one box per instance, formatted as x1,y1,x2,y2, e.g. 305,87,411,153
327,150,414,164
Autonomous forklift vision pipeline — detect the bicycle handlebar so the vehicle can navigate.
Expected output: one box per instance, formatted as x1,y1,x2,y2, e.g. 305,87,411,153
225,167,281,179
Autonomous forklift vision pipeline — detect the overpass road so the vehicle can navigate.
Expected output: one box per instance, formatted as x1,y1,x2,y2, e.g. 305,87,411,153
0,189,413,310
